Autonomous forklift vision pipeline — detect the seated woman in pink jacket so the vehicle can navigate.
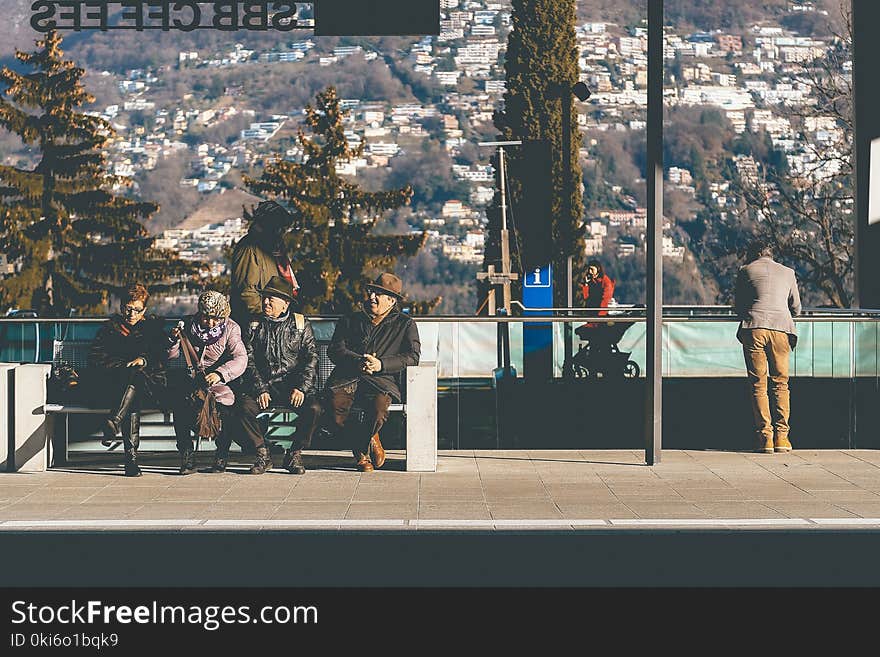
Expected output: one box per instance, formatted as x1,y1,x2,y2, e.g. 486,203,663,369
166,290,255,475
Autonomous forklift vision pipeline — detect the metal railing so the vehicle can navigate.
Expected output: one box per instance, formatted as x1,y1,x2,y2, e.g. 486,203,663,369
3,310,880,380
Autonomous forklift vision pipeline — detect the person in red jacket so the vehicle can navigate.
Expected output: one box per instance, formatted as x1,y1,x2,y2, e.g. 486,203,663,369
581,260,615,312
577,260,616,350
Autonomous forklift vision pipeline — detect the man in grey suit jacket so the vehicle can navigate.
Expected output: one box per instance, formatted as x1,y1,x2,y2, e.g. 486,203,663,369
735,239,802,454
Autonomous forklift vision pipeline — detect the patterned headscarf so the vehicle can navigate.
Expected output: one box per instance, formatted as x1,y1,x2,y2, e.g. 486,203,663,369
197,291,230,319
189,316,226,346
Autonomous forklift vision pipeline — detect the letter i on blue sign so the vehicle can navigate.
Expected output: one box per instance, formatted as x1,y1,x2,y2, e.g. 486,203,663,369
522,263,552,315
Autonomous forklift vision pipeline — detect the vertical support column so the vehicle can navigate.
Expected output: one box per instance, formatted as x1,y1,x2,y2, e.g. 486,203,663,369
645,0,664,465
854,0,880,307
8,364,52,472
406,362,437,472
565,256,573,369
0,364,18,471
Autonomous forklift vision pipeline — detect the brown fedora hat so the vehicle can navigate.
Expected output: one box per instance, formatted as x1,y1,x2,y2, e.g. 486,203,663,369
366,273,404,300
261,275,296,303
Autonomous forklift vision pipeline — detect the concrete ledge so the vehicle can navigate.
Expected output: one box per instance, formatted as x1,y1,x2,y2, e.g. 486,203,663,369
5,364,52,472
405,361,437,472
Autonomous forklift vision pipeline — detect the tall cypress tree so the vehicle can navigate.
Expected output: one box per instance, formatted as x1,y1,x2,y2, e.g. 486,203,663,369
244,86,432,314
0,31,200,316
480,0,584,308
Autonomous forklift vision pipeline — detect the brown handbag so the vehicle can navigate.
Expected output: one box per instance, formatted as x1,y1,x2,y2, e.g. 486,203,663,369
178,331,222,440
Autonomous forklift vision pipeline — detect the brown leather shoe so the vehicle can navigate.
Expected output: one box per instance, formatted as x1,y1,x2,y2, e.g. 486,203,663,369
774,435,792,452
370,433,386,469
356,453,374,472
755,435,774,454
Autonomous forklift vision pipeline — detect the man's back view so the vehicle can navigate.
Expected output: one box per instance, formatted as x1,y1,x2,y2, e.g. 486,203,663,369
735,240,802,453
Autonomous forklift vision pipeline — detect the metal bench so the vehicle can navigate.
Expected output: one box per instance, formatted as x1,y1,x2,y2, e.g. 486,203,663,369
45,336,436,471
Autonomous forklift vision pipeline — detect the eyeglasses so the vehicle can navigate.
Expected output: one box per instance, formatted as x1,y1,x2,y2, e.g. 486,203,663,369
123,305,145,315
366,289,388,299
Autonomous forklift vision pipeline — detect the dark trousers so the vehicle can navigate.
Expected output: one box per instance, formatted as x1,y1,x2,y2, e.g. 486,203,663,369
227,393,268,451
328,382,392,457
171,397,258,454
93,366,166,412
95,367,166,452
241,385,323,451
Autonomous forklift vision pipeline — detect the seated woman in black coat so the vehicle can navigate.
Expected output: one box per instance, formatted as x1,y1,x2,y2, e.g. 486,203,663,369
87,284,169,477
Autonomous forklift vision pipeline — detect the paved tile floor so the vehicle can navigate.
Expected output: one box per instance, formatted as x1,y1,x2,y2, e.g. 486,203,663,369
2,449,880,530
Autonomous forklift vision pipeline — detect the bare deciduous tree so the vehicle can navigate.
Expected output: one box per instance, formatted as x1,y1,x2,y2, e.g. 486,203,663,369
733,6,853,307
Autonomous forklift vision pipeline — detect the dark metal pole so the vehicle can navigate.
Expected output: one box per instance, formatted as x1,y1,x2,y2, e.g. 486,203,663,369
853,0,880,308
562,94,574,369
565,255,573,367
645,0,663,465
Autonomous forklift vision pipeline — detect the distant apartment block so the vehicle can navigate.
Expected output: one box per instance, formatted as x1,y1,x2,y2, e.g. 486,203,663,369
484,80,505,94
679,86,754,111
367,142,400,157
334,46,363,58
584,237,604,256
581,22,607,34
442,200,468,217
471,186,494,205
750,109,792,136
617,242,637,257
439,27,465,41
726,110,747,134
259,51,304,63
119,80,146,93
434,71,461,86
123,100,155,111
618,36,646,58
662,236,685,261
465,231,485,249
715,34,743,53
240,121,283,141
602,210,647,229
453,164,493,182
470,25,495,37
667,167,693,185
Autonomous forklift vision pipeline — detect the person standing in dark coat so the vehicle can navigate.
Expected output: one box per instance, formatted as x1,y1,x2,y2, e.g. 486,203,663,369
230,200,300,329
326,273,421,472
88,284,168,477
242,275,321,475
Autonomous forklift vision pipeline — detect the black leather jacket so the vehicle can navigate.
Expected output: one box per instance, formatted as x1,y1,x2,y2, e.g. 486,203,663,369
88,314,168,375
243,312,318,397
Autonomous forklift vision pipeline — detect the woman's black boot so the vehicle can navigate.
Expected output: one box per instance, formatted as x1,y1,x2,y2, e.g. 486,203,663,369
104,385,137,446
122,412,142,477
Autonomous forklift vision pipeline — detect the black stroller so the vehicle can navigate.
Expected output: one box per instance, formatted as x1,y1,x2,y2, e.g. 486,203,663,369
562,312,640,379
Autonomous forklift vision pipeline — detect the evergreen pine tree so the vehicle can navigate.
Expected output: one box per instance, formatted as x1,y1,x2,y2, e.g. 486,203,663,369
244,86,433,314
480,0,584,309
0,31,200,316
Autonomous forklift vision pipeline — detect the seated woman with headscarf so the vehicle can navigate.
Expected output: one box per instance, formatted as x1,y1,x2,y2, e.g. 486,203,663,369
166,290,255,475
88,283,169,477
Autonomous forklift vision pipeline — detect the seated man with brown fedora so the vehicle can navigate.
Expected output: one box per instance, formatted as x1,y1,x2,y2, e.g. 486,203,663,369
240,275,321,475
325,273,421,472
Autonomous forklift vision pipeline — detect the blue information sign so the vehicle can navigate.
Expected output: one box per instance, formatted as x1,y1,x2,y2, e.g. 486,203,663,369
522,264,553,314
522,263,553,378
